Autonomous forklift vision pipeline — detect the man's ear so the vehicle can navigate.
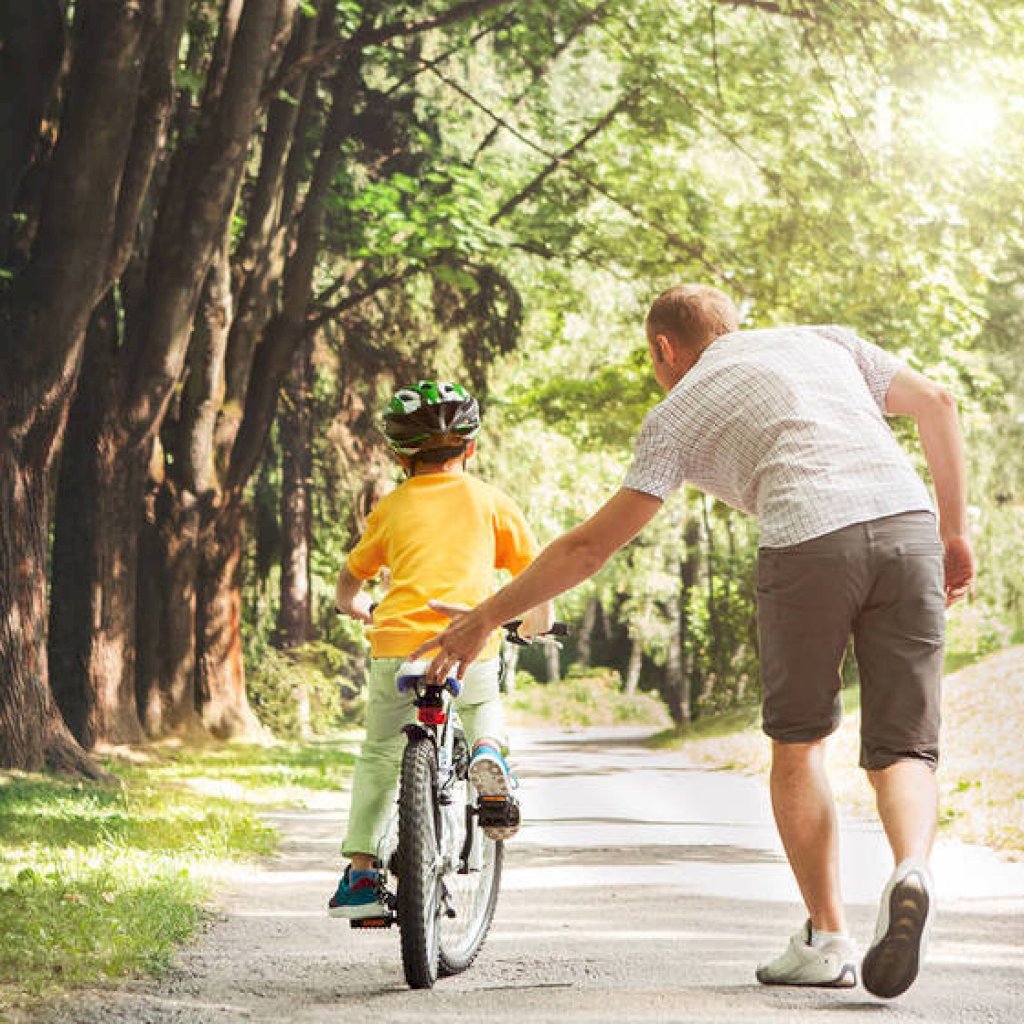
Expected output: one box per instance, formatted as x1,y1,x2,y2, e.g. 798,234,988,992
653,332,673,365
464,439,477,459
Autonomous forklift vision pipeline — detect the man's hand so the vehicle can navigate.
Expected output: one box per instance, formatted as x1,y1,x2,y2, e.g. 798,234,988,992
413,489,663,683
412,600,493,682
943,535,975,606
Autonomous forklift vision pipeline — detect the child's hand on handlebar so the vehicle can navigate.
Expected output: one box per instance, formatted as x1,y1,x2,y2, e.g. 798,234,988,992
339,592,375,624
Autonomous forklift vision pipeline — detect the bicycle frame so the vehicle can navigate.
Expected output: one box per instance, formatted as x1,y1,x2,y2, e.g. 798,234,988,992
369,674,481,912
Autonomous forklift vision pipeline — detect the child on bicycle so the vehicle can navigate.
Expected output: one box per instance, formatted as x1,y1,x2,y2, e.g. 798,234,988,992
328,379,553,920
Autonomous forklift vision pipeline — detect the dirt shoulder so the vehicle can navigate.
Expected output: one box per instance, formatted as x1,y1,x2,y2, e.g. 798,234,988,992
665,645,1024,856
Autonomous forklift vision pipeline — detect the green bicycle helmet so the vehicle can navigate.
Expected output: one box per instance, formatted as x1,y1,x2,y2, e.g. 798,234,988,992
382,380,481,456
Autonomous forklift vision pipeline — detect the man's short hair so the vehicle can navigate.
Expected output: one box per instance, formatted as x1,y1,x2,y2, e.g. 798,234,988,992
646,284,739,349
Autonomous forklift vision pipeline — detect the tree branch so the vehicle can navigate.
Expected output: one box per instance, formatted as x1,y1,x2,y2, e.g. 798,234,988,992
265,0,520,103
717,0,813,19
426,63,727,280
472,1,612,160
489,90,636,225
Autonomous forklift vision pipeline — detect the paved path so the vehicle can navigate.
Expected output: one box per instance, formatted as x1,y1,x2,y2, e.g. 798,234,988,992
44,728,1024,1023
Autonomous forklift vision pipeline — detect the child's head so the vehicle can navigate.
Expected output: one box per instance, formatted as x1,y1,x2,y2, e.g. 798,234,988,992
382,380,481,474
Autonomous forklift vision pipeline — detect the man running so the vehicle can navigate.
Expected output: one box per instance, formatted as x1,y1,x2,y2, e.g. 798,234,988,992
415,283,974,999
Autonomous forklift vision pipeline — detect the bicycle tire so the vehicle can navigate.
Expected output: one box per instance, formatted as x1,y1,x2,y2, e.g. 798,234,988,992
437,832,502,976
396,736,441,989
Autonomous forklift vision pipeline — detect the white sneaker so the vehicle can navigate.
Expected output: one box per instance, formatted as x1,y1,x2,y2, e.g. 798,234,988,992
756,921,858,988
862,858,934,999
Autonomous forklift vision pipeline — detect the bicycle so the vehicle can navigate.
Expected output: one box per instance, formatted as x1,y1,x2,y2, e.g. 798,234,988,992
350,620,568,990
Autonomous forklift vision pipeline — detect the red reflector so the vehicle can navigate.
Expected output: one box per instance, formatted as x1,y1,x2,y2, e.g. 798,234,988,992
418,707,447,725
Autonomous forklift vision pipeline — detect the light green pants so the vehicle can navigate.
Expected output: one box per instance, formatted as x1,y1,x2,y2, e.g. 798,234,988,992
342,657,507,857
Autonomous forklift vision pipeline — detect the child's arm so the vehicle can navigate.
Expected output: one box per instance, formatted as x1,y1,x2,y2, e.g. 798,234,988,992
518,599,555,639
335,565,374,623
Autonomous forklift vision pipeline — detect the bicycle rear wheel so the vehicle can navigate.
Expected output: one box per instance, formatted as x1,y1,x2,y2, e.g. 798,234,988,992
396,736,441,989
437,775,503,976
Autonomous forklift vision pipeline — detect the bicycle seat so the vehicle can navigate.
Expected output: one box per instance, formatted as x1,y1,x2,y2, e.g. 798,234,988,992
396,660,462,696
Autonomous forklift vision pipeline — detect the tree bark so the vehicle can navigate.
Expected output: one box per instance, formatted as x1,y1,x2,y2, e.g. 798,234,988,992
275,337,314,648
663,610,685,725
0,0,153,772
0,0,65,263
576,596,600,667
0,434,102,776
197,500,262,739
544,642,560,684
49,0,283,749
49,294,145,748
136,481,206,738
680,512,702,722
624,633,642,697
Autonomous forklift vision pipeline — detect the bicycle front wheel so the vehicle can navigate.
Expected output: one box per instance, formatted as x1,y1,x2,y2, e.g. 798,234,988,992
437,780,503,977
396,736,441,989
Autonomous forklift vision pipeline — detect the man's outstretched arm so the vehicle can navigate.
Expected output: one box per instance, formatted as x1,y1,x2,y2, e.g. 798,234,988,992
412,488,663,679
885,366,974,604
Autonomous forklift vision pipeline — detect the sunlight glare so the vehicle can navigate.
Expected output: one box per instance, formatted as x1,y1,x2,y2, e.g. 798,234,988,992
927,91,1000,154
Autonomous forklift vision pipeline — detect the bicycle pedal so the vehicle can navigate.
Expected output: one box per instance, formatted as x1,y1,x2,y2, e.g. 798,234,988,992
476,795,520,829
350,914,396,929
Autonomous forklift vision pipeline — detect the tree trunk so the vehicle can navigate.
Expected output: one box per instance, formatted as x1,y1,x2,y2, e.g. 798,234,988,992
0,440,101,776
136,481,204,738
663,615,685,725
499,640,519,695
544,641,560,684
624,633,643,697
576,595,600,667
197,500,262,738
681,511,702,722
0,0,153,775
275,336,314,648
700,495,722,706
49,295,145,748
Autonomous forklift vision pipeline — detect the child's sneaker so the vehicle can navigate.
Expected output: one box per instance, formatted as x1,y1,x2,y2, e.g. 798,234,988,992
469,743,519,841
327,866,387,920
756,920,858,988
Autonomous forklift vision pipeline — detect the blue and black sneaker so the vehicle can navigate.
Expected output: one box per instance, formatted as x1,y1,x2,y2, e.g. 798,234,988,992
469,743,520,841
327,865,386,920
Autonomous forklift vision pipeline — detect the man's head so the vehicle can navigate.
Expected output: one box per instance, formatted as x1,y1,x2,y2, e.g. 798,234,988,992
645,284,740,390
382,379,481,474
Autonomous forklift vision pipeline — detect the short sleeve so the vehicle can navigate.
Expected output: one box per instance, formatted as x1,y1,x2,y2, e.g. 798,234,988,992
622,409,686,501
346,505,387,580
493,492,538,576
815,325,904,412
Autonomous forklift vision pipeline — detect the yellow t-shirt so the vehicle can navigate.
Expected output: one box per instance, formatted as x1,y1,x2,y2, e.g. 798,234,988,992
346,472,538,659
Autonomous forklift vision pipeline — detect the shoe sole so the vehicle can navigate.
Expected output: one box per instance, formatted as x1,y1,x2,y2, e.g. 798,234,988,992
469,757,518,841
862,872,930,999
328,901,388,920
756,963,857,988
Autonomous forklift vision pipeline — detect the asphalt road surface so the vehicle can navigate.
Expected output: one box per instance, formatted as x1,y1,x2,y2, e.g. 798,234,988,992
43,728,1024,1023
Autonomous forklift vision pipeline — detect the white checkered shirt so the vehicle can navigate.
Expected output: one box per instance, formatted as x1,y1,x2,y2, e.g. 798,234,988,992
623,325,934,548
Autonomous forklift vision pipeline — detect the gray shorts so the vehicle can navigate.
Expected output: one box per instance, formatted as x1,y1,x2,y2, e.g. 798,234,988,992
756,511,944,770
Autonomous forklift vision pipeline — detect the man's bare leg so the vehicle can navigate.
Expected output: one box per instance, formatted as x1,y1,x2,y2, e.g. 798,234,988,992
770,738,846,934
866,759,937,865
861,759,938,998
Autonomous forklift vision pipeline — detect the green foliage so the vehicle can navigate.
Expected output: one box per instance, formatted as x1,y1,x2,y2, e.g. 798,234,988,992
245,640,366,740
241,0,1024,735
506,668,671,729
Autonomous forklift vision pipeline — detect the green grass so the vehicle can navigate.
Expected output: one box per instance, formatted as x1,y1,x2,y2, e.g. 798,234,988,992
0,738,355,1020
506,668,671,729
112,738,357,795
